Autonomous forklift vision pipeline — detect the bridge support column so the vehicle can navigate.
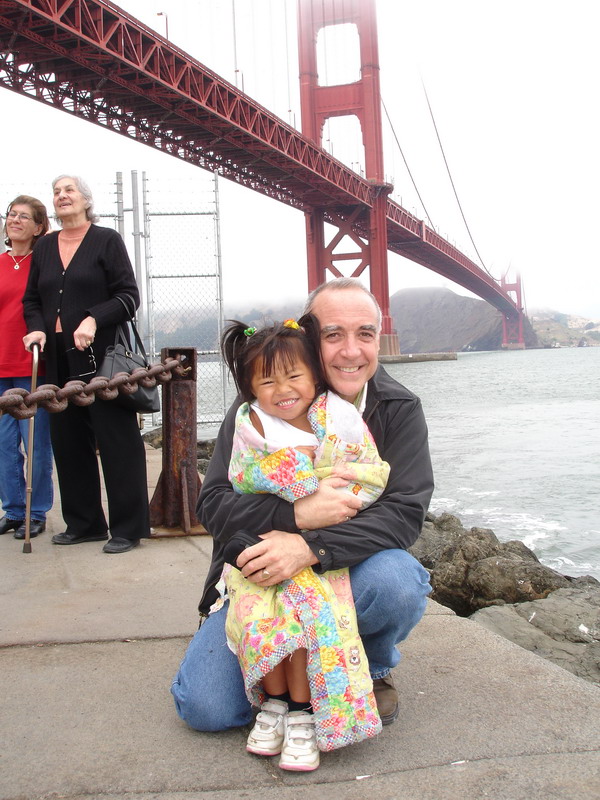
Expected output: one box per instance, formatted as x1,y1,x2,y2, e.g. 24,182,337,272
501,274,526,349
298,0,400,354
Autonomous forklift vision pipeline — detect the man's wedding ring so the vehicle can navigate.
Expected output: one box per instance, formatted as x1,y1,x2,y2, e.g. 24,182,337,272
86,340,92,346
262,568,271,579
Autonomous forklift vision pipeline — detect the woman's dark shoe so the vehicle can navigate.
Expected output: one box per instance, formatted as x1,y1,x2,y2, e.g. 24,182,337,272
0,516,24,535
102,537,140,554
52,531,109,545
14,520,46,539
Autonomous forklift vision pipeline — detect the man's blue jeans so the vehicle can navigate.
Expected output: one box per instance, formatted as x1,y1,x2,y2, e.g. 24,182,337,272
171,549,431,731
0,377,54,521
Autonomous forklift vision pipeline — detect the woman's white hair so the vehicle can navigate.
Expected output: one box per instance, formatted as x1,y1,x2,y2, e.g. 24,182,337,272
52,174,100,224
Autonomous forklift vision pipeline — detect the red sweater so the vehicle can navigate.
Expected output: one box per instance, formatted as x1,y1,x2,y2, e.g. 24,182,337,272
0,252,44,377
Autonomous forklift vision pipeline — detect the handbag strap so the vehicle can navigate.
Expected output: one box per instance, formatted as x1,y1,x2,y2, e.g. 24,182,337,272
114,295,150,365
115,293,136,320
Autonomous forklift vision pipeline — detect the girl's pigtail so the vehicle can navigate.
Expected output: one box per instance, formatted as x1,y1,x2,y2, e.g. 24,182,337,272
297,312,319,347
298,312,327,393
221,320,249,397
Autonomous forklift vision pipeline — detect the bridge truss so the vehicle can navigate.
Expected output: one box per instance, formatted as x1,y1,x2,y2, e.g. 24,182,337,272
0,0,524,348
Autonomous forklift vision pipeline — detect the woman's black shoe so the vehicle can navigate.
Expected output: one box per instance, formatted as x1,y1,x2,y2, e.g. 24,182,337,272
14,520,46,539
0,516,24,535
52,531,109,545
102,537,140,554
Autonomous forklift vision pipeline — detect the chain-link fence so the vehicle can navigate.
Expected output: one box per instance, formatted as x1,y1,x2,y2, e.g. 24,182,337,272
136,172,226,430
3,172,227,432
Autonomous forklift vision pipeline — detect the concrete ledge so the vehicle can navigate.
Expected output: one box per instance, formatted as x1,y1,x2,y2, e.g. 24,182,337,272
2,446,599,799
2,620,599,799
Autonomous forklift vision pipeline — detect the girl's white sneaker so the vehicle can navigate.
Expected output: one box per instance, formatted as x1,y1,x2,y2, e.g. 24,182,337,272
246,699,288,756
278,711,320,771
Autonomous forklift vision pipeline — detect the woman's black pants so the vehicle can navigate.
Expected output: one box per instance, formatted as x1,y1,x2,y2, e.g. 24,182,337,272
49,397,150,540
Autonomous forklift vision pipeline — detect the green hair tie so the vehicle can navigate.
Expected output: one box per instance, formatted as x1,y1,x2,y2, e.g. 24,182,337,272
243,327,256,337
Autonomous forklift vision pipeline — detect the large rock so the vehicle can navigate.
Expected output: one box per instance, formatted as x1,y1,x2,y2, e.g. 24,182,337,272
412,512,600,685
410,512,570,616
472,584,600,685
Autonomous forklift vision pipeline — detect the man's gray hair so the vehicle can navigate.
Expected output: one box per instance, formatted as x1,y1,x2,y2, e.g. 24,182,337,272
52,174,100,225
303,277,383,332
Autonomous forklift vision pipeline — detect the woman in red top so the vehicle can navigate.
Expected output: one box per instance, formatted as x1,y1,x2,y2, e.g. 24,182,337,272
0,195,53,539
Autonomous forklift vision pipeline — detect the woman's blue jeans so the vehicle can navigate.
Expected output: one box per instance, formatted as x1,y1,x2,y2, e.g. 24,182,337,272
171,548,431,731
0,377,54,521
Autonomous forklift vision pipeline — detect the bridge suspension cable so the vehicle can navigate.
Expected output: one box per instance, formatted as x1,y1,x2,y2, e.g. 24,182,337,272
381,96,435,230
421,80,496,280
283,0,295,126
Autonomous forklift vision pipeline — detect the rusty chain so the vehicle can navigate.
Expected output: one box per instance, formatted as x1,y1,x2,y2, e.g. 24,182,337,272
0,357,184,420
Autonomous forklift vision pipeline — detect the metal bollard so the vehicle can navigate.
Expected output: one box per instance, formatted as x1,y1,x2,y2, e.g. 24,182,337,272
149,347,206,536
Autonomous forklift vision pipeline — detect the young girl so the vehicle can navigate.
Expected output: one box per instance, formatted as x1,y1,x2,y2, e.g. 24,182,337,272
218,317,389,771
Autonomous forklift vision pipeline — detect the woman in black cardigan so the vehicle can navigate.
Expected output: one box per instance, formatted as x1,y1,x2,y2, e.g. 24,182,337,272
23,175,150,553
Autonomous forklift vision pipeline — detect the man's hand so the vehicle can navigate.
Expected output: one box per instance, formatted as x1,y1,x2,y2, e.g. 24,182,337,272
293,473,362,530
237,531,318,586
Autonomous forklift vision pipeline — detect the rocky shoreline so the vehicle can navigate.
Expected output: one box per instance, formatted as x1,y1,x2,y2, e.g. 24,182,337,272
143,430,600,687
411,512,600,686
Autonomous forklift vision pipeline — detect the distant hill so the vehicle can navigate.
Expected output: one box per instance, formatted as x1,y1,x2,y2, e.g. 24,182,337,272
153,301,304,353
390,287,538,353
528,309,600,348
153,287,598,354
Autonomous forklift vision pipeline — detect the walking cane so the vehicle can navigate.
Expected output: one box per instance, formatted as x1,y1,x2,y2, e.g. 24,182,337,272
23,342,40,554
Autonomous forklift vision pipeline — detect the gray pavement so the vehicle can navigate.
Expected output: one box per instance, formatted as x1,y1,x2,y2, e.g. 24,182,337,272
1,447,599,800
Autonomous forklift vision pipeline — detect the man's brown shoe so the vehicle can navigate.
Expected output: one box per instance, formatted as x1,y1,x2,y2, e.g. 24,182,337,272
373,673,399,725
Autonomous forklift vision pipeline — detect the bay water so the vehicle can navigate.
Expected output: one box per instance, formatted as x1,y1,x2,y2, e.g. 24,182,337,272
386,347,600,581
198,346,600,581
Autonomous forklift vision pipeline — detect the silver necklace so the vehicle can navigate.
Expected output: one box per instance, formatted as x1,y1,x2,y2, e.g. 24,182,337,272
7,251,32,270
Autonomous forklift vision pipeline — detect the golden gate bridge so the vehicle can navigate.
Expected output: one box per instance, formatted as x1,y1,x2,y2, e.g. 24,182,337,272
0,0,525,352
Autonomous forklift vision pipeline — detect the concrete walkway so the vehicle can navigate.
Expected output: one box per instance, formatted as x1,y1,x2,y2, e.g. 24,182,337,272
1,447,599,800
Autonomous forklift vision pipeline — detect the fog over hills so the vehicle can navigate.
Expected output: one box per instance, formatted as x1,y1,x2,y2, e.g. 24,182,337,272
154,288,599,354
389,287,538,352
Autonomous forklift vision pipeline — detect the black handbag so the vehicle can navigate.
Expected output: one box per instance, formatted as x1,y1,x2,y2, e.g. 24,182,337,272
96,297,160,414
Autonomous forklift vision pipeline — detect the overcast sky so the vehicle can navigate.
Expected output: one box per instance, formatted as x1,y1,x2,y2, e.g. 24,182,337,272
2,0,599,317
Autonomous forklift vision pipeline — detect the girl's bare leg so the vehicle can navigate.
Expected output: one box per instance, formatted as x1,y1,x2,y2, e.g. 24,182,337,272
261,649,310,704
261,660,288,696
283,648,310,703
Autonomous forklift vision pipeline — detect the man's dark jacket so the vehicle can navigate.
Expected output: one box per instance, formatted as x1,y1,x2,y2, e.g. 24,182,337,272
197,366,434,616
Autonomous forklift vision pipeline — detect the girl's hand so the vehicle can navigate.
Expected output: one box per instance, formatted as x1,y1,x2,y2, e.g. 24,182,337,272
23,331,46,353
296,445,316,462
72,316,97,351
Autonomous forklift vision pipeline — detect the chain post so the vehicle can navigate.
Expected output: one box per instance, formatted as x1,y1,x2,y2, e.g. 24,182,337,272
149,347,206,536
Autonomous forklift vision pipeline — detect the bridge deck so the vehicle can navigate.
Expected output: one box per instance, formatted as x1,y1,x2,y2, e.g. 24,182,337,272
0,0,515,315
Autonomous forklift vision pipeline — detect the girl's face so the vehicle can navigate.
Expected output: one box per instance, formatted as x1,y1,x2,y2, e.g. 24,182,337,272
251,355,317,430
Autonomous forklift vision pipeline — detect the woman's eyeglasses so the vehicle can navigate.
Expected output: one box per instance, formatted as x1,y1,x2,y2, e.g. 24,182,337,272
6,211,34,222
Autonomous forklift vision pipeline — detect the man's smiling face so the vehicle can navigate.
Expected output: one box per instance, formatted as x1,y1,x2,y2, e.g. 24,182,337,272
311,287,381,402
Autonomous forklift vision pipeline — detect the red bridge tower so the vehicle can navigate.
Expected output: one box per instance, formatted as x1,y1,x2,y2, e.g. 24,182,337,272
298,0,399,355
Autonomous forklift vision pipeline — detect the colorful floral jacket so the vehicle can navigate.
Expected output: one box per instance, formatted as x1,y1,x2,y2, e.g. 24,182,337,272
223,391,389,751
